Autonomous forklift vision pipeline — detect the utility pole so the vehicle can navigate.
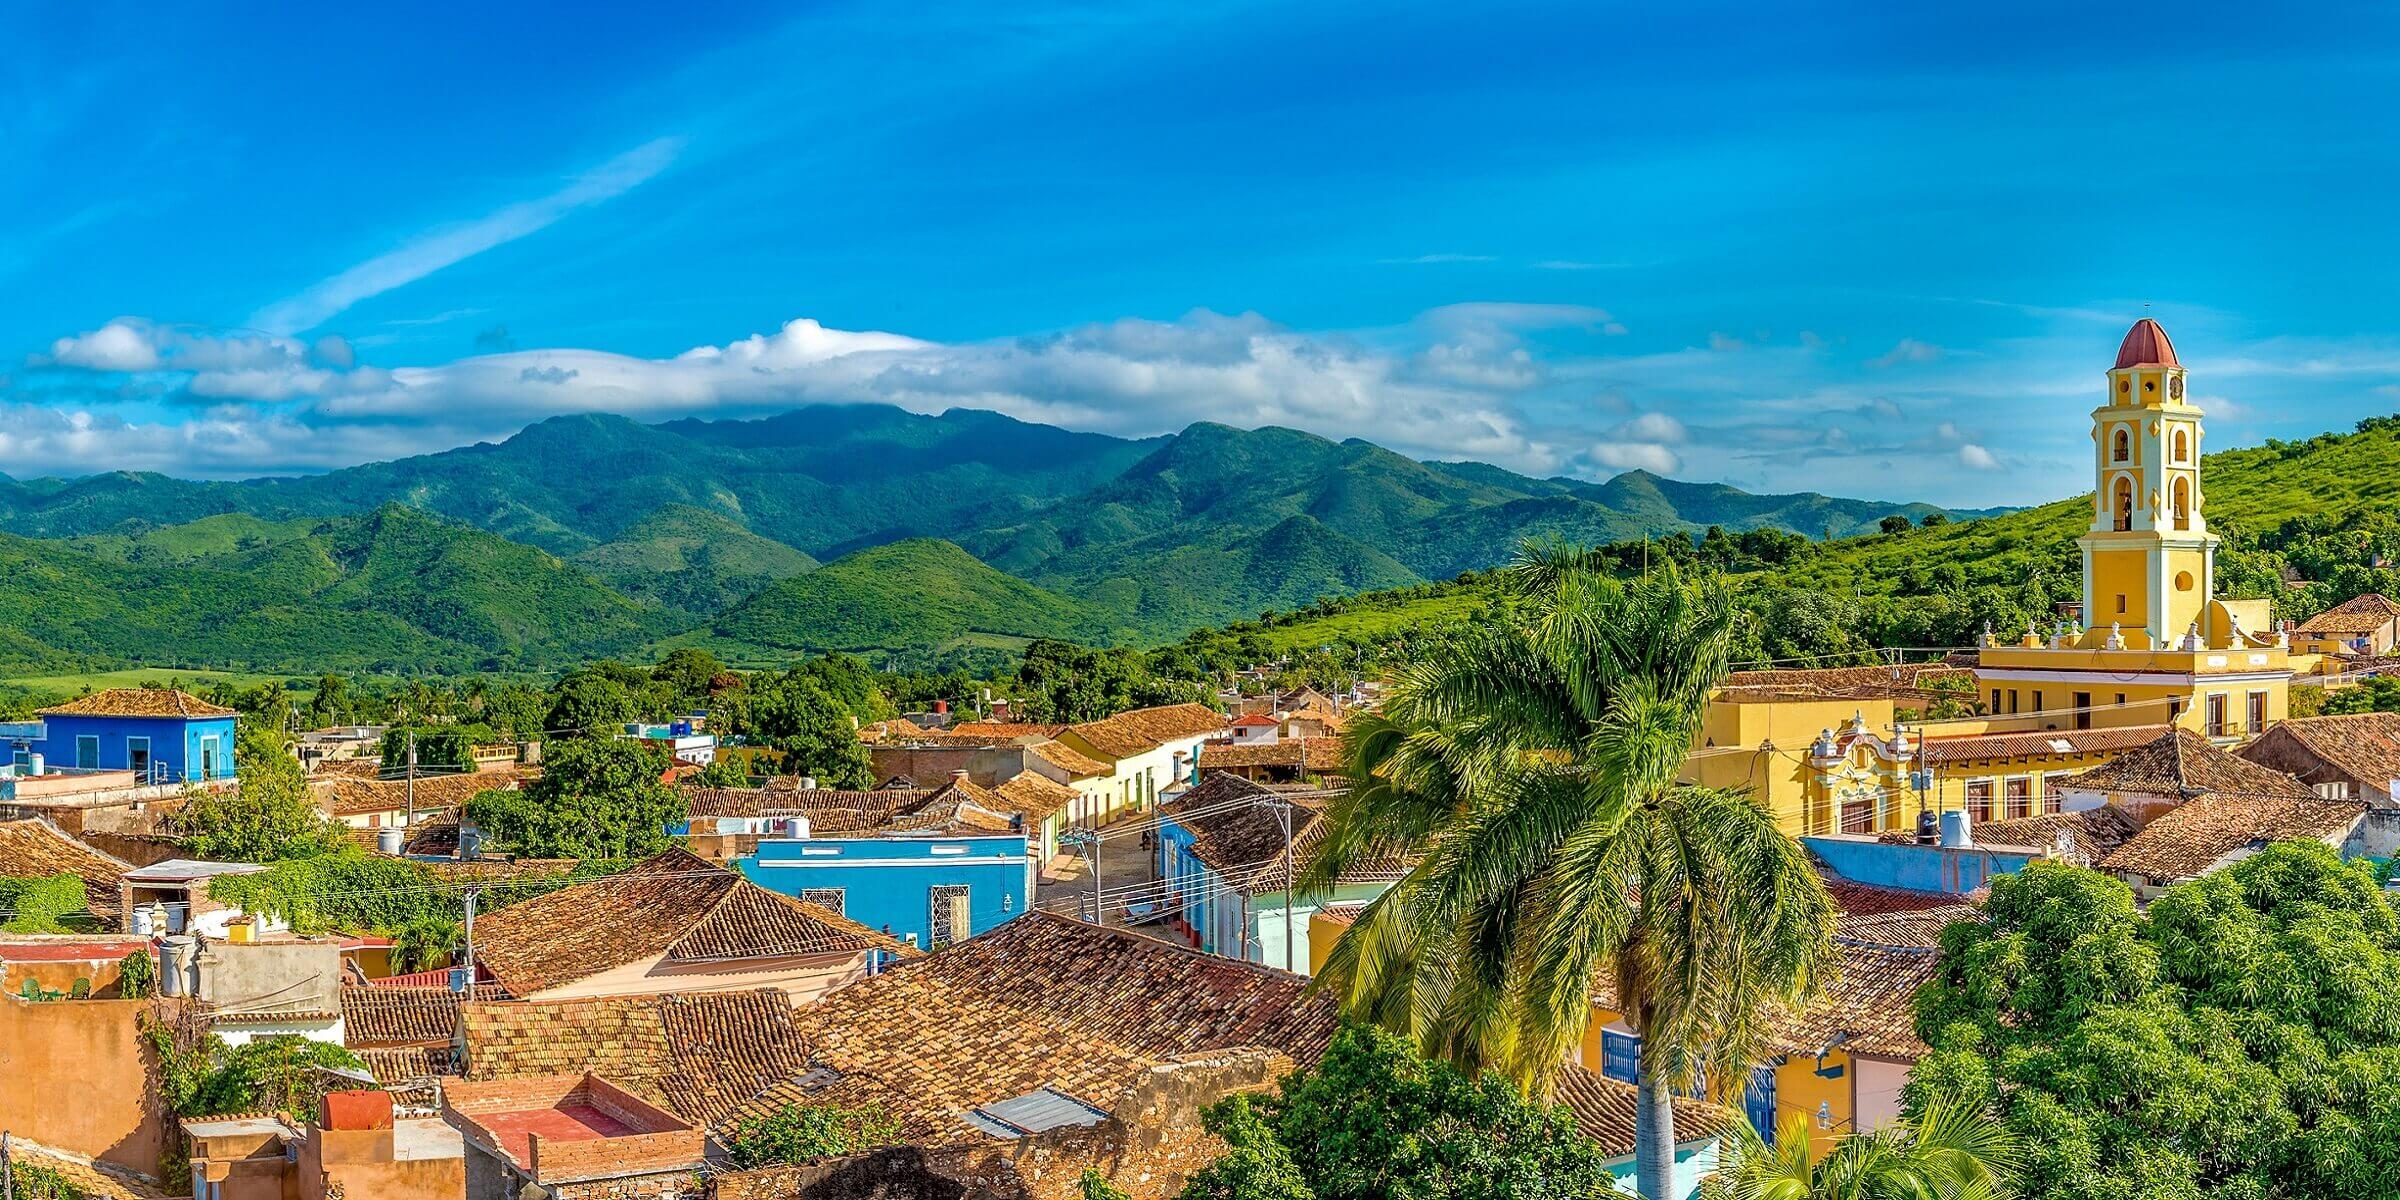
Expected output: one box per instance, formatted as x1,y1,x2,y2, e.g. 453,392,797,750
459,887,478,993
405,730,418,830
1275,797,1295,974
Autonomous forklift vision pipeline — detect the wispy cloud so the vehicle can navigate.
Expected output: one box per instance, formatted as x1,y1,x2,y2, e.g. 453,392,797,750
246,138,682,336
1867,337,1943,368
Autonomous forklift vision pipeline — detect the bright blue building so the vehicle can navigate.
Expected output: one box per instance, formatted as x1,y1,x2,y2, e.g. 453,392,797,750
23,689,239,785
738,831,1033,950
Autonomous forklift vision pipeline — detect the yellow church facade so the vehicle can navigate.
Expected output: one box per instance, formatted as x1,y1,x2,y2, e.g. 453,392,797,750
1686,318,2297,840
1973,316,2291,743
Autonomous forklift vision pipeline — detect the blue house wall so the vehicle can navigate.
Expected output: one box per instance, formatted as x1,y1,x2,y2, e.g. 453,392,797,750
27,714,238,784
1801,835,2036,895
738,833,1032,950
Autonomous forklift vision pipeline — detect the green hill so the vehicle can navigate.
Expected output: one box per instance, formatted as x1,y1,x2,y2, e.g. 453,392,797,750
571,505,819,613
709,539,1115,654
0,505,671,673
0,405,2013,672
1189,415,2400,664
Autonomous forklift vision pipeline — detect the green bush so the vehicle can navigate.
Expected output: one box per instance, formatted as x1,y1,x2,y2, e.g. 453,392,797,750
723,1102,903,1168
0,872,91,933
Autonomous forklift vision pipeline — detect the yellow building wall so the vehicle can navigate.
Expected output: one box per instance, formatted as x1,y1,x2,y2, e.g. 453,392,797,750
1686,697,1898,837
2088,547,2152,634
1580,999,1861,1161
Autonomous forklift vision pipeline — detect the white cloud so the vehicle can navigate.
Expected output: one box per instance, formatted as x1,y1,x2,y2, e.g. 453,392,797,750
1588,440,1681,474
246,137,682,335
1615,411,1687,443
1707,331,1744,352
1868,337,1943,368
47,320,159,371
26,310,1573,478
1958,443,2000,469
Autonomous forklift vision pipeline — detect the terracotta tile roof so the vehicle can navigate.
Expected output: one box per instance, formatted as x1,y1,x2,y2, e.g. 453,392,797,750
1833,905,1980,950
2244,713,2400,794
468,849,911,995
463,989,812,1131
8,1146,172,1200
991,771,1081,821
39,687,235,718
0,818,132,927
1918,723,2169,765
2066,728,2318,801
2099,793,2366,882
309,758,385,780
356,1044,454,1085
1198,737,1344,772
313,765,524,817
746,912,1334,1145
685,784,925,831
1064,704,1226,761
1026,739,1110,778
1229,713,1281,728
1772,935,1945,1060
1718,663,1971,703
2297,593,2400,635
1975,808,2140,865
1819,876,1967,918
1551,1063,1730,1158
1162,775,1405,895
342,984,462,1049
857,718,930,743
948,721,1071,740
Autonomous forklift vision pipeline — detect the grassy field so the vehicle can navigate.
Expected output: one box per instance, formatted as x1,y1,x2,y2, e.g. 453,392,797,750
1252,591,1490,653
0,666,316,695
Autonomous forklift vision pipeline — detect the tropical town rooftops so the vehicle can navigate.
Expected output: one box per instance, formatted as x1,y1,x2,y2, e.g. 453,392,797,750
2099,792,2366,883
2065,727,2319,802
468,848,912,996
1064,703,1226,761
2295,593,2400,634
37,687,235,718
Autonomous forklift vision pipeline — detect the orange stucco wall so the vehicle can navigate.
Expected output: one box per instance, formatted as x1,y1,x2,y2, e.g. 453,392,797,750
0,997,168,1179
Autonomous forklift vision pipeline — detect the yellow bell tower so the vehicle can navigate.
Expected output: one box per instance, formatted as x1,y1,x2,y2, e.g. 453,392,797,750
2082,318,2214,648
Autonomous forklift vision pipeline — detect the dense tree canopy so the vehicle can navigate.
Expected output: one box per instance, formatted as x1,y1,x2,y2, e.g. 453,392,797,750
1179,1024,1614,1200
466,738,681,859
1907,844,2400,1199
176,724,346,863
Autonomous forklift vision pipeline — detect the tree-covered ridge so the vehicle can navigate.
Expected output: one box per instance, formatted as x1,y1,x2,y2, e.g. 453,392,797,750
0,403,2006,674
0,503,675,674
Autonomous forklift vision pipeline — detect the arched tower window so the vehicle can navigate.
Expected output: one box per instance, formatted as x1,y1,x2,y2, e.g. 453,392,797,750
2173,428,2189,463
2113,476,2134,532
2112,429,2130,463
2172,478,2190,529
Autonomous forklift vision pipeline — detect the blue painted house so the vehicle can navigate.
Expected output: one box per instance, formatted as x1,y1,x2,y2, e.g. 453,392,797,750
24,689,239,785
739,831,1034,950
1155,774,1405,973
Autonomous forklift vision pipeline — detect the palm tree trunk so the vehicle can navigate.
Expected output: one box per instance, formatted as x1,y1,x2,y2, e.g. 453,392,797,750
1635,1069,1678,1200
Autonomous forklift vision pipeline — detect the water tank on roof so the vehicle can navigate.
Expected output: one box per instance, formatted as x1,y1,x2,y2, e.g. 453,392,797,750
1939,808,1973,849
26,753,41,776
460,827,483,861
377,828,404,855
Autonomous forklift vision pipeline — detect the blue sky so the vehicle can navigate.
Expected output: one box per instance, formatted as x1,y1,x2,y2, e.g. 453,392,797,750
4,1,2398,506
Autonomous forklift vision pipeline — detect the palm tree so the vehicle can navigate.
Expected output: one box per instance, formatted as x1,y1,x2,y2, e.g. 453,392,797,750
1708,1104,2019,1200
1307,546,1836,1200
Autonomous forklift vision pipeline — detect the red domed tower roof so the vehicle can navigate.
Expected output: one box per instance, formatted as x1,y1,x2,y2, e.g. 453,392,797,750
2114,318,2179,370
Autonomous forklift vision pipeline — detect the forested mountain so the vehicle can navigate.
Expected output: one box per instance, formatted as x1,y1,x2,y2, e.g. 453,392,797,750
0,505,671,673
0,403,2015,670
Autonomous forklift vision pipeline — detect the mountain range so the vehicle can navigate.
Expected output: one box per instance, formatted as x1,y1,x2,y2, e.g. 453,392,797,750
0,404,2011,672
